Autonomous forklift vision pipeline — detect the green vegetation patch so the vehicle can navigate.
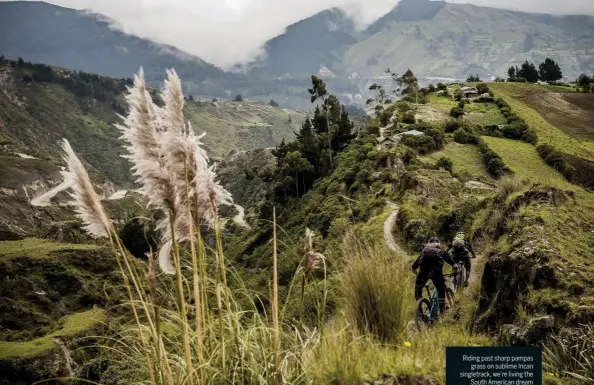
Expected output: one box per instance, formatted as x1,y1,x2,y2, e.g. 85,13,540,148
464,102,507,126
0,238,99,262
481,137,567,186
423,142,492,181
0,308,106,359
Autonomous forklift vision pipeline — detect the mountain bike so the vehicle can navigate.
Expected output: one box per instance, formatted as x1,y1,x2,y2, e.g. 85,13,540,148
414,275,455,332
452,261,466,292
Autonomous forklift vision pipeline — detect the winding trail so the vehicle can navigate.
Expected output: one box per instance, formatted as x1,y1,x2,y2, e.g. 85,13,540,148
383,201,409,259
30,179,72,207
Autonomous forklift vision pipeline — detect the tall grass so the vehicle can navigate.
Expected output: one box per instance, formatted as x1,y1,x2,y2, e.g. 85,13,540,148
544,324,594,383
62,68,320,384
340,234,414,344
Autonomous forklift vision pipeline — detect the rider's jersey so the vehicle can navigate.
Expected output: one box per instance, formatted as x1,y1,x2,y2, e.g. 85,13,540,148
412,245,455,270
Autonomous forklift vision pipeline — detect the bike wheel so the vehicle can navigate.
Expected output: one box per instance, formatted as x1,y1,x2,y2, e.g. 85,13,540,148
446,287,455,309
414,298,431,332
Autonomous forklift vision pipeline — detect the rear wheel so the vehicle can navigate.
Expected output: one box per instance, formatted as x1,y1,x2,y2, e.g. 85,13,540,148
414,298,431,332
446,287,455,309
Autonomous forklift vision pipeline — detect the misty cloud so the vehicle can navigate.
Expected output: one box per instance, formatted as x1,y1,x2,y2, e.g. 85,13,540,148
11,0,594,67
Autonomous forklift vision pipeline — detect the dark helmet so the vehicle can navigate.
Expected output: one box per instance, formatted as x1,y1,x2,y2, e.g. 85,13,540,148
427,236,440,245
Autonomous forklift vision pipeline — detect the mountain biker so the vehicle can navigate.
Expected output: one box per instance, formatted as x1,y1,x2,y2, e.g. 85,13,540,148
412,236,456,314
446,232,476,287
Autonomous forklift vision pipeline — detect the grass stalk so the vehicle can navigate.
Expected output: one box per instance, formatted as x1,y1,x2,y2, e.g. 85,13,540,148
169,215,195,385
186,163,206,384
272,206,281,385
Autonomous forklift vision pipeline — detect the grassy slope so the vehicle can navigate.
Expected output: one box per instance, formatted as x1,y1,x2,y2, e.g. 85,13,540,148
481,137,568,186
464,101,507,126
184,102,305,158
489,83,594,160
423,142,493,182
0,238,99,262
0,308,105,359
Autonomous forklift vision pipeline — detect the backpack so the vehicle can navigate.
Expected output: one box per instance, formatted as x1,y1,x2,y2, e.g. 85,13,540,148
452,238,466,249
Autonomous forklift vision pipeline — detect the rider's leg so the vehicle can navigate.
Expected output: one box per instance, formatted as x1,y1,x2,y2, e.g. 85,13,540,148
431,269,447,314
464,256,471,287
415,268,431,301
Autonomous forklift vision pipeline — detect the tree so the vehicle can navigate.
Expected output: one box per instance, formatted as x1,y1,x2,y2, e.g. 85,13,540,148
269,99,279,107
467,74,480,82
308,75,332,166
188,94,194,101
517,61,539,83
398,69,418,95
577,74,591,88
507,66,516,81
538,58,562,82
234,94,243,102
367,83,388,115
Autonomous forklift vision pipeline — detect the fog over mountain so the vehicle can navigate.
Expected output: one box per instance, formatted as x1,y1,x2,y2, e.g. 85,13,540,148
3,0,594,68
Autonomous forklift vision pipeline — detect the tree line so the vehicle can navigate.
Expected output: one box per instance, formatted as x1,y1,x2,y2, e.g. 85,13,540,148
507,58,562,83
259,76,355,201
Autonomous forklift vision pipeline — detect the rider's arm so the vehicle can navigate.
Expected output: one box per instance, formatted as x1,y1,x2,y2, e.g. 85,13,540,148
412,252,422,270
465,240,477,258
442,251,456,267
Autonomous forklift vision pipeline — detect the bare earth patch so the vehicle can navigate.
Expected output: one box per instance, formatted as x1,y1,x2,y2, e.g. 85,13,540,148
522,92,594,141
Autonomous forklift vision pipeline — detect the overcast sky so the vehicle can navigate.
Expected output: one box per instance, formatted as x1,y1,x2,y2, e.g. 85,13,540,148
10,0,594,67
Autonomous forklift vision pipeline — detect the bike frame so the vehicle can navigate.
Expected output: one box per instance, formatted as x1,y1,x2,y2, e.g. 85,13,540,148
423,273,456,322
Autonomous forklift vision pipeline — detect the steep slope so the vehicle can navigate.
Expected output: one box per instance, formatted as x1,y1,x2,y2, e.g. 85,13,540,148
0,1,236,98
0,58,304,236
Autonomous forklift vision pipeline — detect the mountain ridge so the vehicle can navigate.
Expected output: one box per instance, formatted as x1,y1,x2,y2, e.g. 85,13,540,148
253,0,594,81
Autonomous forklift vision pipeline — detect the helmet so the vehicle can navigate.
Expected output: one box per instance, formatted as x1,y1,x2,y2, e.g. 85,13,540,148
427,236,440,245
455,232,465,240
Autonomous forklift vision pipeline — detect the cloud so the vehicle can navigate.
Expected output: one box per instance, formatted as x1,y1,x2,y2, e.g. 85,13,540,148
12,0,594,67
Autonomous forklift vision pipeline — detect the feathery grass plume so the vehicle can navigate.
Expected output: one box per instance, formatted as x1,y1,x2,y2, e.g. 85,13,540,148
162,68,186,134
61,139,111,238
303,228,323,277
116,67,177,214
194,163,234,228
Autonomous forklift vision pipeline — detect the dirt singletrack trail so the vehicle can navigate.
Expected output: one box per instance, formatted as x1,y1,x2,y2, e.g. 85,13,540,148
383,201,410,259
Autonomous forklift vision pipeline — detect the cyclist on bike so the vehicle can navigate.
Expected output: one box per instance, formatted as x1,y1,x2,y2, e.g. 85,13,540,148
412,236,456,314
446,231,476,287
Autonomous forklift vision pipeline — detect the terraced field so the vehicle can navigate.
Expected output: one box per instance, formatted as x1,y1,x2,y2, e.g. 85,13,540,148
490,83,594,160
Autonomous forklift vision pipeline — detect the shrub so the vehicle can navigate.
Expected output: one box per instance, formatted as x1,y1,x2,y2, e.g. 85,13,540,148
479,140,511,177
450,107,465,118
453,128,478,144
537,144,570,174
402,110,416,124
425,128,445,150
340,237,414,343
437,83,447,91
436,157,453,172
476,83,490,95
445,119,460,133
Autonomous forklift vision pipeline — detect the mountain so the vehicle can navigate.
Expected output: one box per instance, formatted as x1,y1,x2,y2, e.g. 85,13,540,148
254,0,594,82
0,1,241,99
250,8,358,77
